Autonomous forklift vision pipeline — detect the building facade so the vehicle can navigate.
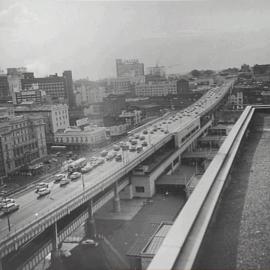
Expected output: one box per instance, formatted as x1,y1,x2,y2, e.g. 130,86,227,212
0,75,11,102
15,104,69,144
22,71,74,105
0,114,47,177
54,126,108,146
119,110,142,127
116,59,144,77
135,80,177,97
75,84,106,106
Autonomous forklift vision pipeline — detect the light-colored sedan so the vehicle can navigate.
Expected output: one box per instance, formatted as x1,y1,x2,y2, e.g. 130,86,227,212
37,188,51,197
70,172,81,180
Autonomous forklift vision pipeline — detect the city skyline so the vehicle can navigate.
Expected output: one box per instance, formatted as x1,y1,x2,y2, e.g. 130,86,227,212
1,0,270,79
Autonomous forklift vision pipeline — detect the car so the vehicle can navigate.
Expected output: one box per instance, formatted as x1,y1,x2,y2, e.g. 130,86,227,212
142,141,148,147
70,172,81,180
130,146,136,152
81,164,93,173
121,144,129,151
131,139,137,145
53,174,65,183
134,134,140,139
81,239,99,247
97,158,105,165
37,188,51,197
106,151,116,161
0,198,15,209
35,182,49,193
139,135,145,141
115,154,122,162
143,130,148,134
113,144,120,151
60,178,70,186
128,136,134,142
2,202,19,214
137,146,143,153
164,130,169,134
100,150,108,157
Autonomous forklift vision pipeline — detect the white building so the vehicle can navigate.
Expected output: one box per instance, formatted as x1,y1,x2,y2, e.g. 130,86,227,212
54,126,108,146
135,80,177,97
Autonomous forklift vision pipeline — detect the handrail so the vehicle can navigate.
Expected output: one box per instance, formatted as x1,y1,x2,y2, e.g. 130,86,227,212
147,106,254,270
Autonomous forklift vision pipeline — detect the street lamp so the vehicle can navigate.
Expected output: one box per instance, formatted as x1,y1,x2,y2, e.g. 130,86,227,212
81,173,85,192
3,194,11,232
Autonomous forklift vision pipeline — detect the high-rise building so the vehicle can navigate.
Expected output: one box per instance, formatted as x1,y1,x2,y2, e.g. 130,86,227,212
116,59,144,77
0,75,11,102
0,114,47,177
21,71,75,106
63,70,75,107
21,74,66,103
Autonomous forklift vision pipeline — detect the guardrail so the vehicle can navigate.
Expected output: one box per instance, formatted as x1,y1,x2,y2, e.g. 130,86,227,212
0,135,172,258
147,105,254,270
18,179,129,270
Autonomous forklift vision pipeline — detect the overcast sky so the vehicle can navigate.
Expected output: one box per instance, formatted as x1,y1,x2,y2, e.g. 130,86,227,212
1,0,270,79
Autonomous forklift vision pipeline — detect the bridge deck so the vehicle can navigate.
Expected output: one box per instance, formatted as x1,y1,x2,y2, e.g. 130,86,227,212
194,112,270,270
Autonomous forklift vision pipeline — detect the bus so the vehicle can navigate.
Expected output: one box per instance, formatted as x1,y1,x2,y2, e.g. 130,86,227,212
50,145,67,151
68,158,87,173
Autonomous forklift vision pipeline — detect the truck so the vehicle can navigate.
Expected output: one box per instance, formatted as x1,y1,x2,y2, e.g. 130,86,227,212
68,158,87,173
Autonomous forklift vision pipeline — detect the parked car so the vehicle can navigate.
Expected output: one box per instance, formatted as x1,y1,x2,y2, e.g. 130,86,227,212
70,172,81,180
137,146,143,153
37,188,51,197
143,130,148,134
81,239,99,247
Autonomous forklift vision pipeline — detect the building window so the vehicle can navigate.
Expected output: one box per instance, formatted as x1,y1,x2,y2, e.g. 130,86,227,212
135,186,145,193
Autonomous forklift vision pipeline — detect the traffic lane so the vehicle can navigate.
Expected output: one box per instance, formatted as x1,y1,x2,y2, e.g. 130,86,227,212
0,133,166,236
0,85,230,235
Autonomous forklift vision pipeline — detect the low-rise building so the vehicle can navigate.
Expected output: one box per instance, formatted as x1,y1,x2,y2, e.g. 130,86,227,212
135,80,177,97
0,114,47,178
119,110,142,127
15,104,69,144
106,124,127,137
54,126,109,147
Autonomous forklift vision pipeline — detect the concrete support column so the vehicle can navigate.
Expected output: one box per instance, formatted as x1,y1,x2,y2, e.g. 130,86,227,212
113,181,121,213
51,222,63,270
85,200,96,238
